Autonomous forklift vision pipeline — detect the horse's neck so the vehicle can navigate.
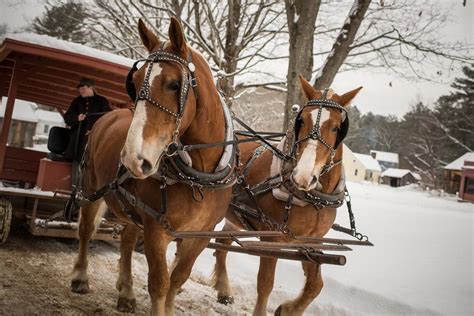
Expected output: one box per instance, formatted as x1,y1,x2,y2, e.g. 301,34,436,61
181,90,225,173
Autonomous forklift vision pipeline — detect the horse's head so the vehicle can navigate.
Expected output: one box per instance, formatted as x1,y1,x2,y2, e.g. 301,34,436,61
121,18,204,179
291,75,362,191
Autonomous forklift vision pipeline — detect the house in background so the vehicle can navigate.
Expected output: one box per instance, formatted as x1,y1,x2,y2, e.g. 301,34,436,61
444,152,474,197
381,168,420,187
32,108,65,151
1,98,65,152
459,161,474,202
343,145,382,183
370,150,399,171
0,98,38,148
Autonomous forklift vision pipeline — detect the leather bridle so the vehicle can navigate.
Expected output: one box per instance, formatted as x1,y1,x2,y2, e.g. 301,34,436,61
290,89,349,176
126,44,198,155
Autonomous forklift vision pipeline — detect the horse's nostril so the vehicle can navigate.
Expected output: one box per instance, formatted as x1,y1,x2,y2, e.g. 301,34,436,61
141,159,153,174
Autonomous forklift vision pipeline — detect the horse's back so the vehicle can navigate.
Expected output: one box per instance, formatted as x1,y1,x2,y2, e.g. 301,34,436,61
85,109,133,188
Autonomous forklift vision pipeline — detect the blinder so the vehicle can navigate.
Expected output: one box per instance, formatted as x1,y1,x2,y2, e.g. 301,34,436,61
292,89,349,151
126,60,140,102
335,114,349,148
124,46,197,117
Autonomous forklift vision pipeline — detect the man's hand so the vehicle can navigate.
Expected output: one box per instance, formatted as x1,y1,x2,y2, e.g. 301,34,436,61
78,113,86,121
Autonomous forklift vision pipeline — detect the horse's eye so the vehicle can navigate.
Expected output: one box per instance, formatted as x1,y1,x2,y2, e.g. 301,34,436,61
331,127,339,132
167,81,180,91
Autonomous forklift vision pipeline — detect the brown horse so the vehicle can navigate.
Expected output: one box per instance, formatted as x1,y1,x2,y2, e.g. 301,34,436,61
71,18,234,315
213,76,362,316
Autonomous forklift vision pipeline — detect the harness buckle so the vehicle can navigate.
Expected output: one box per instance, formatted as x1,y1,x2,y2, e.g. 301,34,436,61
190,77,198,88
165,143,179,157
344,191,351,203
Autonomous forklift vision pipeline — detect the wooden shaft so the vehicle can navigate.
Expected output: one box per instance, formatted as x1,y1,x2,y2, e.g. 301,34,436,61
172,230,284,239
172,230,373,246
207,242,346,266
239,241,352,251
296,236,374,246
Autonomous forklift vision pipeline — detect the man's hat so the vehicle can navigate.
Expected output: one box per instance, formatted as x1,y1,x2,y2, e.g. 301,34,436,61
77,77,95,88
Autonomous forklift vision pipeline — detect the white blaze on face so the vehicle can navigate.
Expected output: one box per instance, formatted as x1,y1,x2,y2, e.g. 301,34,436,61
292,107,331,190
122,63,165,177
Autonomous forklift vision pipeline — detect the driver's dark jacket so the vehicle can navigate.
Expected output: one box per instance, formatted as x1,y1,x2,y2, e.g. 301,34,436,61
63,93,111,161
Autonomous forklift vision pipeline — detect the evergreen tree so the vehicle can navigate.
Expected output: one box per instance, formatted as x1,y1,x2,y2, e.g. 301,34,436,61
433,64,474,160
30,1,89,44
397,102,445,187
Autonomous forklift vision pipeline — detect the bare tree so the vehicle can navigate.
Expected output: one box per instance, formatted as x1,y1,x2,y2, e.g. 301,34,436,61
283,0,320,130
82,0,287,103
31,0,473,132
313,0,371,89
282,0,472,130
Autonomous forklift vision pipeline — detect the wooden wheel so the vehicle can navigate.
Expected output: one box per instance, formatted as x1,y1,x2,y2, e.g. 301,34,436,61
0,198,13,243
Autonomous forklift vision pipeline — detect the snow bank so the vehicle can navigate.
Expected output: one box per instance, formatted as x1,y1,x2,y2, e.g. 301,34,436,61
169,181,473,315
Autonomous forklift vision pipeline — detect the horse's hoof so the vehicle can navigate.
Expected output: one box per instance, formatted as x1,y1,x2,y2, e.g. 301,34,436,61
217,295,234,305
275,305,282,316
71,279,90,294
117,297,136,313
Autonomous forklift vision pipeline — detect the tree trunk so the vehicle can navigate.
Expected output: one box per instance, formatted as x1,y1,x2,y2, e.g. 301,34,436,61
283,0,320,131
313,0,371,89
222,0,242,104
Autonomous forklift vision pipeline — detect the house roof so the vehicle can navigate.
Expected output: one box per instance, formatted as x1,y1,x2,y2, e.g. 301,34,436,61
35,108,64,124
0,97,38,123
353,153,382,172
381,168,412,178
370,150,399,164
444,152,474,170
1,33,133,111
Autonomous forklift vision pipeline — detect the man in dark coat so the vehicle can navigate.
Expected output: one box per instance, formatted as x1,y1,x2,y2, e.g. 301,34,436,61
64,78,111,163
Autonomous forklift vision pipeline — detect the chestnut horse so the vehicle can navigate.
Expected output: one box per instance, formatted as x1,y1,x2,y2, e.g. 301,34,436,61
213,76,362,316
71,18,235,315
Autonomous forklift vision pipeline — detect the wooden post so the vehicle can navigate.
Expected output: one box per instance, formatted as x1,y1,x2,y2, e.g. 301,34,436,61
0,60,22,176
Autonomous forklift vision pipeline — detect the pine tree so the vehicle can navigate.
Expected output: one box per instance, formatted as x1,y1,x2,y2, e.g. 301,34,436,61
433,64,474,161
397,102,445,187
30,1,89,44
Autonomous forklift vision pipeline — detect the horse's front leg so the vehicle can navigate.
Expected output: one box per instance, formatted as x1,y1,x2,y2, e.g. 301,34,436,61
166,237,211,315
213,220,238,305
144,221,172,316
116,223,140,312
253,256,278,316
71,199,108,293
275,262,323,316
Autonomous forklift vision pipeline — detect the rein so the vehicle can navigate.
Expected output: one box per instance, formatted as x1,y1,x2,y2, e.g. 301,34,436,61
229,91,369,241
65,50,367,242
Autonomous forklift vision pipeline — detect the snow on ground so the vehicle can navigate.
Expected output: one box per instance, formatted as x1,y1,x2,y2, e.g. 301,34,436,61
0,181,472,315
184,181,473,315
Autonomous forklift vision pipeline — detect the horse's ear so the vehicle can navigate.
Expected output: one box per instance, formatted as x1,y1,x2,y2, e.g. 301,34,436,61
169,16,187,54
138,19,160,53
298,75,321,100
339,87,363,107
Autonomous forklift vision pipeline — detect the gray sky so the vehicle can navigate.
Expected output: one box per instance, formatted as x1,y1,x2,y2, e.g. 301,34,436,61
1,0,472,117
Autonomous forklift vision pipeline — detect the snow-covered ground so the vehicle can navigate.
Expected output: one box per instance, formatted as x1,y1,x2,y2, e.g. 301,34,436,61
181,181,473,315
1,181,471,315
